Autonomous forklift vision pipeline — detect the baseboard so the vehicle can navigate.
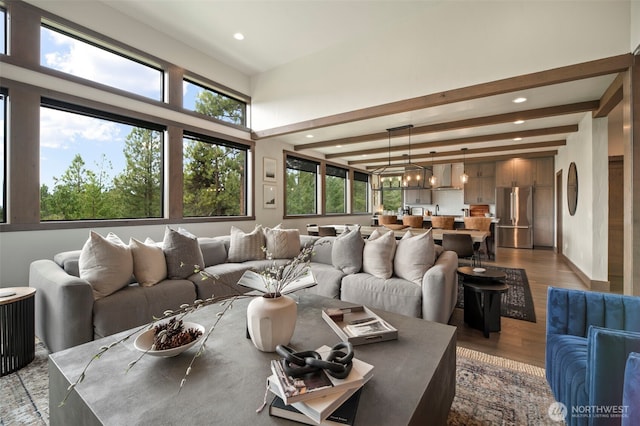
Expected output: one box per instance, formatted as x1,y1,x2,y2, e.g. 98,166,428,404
559,254,610,292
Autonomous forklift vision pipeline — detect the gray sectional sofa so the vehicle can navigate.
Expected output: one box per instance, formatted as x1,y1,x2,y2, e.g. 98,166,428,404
29,227,458,353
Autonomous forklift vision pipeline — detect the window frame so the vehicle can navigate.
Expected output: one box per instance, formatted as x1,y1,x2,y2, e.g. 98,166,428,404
285,154,320,217
352,170,369,214
183,77,248,128
39,98,167,222
324,164,348,215
0,87,6,223
182,131,249,218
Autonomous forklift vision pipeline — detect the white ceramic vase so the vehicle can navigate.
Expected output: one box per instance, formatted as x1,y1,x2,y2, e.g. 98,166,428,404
246,293,297,352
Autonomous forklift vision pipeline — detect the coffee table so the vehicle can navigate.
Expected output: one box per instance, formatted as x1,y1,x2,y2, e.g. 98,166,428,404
49,294,456,425
457,267,508,338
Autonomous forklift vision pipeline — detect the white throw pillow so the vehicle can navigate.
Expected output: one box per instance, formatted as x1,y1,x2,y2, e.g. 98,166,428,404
130,237,167,287
362,229,396,279
228,225,266,262
264,226,301,259
394,230,436,285
79,231,133,300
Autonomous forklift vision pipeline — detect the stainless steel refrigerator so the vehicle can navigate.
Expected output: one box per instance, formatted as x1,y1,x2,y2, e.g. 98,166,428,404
496,186,533,248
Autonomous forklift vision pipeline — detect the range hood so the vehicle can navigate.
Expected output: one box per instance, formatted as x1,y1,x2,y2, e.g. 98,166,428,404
432,163,463,190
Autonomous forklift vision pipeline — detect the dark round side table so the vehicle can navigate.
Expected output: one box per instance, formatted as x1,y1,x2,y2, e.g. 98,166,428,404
1,287,36,376
457,267,508,338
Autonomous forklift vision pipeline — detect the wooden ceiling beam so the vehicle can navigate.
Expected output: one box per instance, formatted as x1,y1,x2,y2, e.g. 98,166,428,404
252,54,631,140
364,150,560,170
349,140,566,165
295,100,598,150
593,73,624,118
326,124,577,159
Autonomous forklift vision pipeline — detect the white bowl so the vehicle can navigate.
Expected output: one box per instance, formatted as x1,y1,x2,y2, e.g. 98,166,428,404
134,321,205,357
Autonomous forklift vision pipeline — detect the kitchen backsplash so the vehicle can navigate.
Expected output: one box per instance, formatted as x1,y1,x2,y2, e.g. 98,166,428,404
408,190,495,216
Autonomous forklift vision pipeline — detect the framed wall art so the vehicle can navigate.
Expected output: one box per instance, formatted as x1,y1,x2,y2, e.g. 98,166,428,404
263,157,277,182
263,184,276,209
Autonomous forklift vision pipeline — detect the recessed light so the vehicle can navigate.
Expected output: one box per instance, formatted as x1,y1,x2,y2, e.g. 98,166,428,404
513,120,525,125
336,145,342,148
513,137,523,141
513,97,527,103
233,33,245,41
305,134,314,138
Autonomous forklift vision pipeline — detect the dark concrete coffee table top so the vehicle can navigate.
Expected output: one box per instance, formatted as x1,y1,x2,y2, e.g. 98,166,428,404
49,294,456,426
457,266,507,282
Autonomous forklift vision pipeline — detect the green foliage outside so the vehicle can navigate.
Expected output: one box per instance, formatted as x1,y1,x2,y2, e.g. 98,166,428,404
353,180,368,213
286,169,316,215
40,89,245,220
325,175,346,214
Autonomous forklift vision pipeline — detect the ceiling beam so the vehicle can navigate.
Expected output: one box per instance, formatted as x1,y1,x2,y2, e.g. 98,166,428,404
593,73,624,118
295,101,598,150
349,140,566,165
252,54,631,140
326,124,578,159
364,150,559,170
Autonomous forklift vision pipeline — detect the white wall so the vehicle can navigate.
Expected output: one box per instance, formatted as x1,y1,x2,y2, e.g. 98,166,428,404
251,1,631,130
556,113,609,283
632,0,640,53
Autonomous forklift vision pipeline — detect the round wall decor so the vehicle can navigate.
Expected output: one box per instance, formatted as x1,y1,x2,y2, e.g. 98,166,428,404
567,162,578,216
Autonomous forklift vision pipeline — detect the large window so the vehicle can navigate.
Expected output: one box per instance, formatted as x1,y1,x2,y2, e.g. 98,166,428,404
183,79,246,126
40,101,164,220
325,165,347,214
1,7,6,55
380,176,403,212
0,89,6,223
353,171,369,213
40,25,163,101
286,156,318,215
182,133,247,217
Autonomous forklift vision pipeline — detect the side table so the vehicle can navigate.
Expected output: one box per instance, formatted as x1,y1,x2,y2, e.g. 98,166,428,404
1,287,36,376
457,267,508,338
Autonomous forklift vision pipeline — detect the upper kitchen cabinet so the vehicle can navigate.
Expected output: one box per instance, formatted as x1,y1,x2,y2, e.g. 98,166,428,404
534,157,555,186
495,158,535,187
464,162,496,204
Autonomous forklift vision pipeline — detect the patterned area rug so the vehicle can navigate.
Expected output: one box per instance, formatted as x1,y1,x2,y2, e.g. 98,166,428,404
457,266,537,322
1,342,559,425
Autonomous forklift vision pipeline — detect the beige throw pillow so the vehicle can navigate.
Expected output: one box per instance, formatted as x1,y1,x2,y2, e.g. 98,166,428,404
362,229,396,279
228,225,266,262
130,237,167,287
79,231,133,300
264,226,301,259
394,230,436,285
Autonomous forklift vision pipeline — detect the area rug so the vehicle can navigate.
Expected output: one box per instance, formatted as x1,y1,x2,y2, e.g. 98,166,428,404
457,266,537,322
1,341,559,425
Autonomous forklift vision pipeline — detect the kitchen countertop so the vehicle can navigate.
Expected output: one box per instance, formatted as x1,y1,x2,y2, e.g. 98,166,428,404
374,215,500,223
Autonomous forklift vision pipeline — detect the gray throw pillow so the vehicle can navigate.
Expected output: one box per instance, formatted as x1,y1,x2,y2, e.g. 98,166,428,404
163,226,204,279
228,225,266,262
394,229,436,285
264,226,301,259
331,226,364,274
362,229,396,279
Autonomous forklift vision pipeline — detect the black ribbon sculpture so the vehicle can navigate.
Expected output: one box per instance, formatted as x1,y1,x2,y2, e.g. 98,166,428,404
275,342,354,379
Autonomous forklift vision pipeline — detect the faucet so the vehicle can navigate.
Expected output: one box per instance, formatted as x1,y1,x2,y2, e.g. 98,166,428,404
435,204,440,216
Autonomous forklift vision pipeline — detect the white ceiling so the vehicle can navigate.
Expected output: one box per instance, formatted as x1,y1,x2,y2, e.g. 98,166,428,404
35,0,625,169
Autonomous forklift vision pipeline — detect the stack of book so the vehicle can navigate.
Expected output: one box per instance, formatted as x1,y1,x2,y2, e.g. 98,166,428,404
268,345,374,425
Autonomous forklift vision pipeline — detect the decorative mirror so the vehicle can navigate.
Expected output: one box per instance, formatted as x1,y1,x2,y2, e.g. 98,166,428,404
567,162,578,216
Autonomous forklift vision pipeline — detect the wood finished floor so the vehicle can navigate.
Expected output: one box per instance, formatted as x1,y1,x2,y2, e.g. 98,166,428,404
449,247,589,369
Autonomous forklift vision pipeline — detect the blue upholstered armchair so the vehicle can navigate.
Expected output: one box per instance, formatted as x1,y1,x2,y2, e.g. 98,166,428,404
546,287,640,426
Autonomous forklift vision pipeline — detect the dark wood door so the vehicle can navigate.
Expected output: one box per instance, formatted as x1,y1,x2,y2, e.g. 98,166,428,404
608,157,624,288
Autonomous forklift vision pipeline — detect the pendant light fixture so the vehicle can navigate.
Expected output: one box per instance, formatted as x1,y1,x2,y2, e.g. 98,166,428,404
371,124,425,190
429,151,437,186
460,147,469,184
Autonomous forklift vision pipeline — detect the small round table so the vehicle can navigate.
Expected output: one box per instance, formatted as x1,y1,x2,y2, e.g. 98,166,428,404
1,287,36,376
457,267,508,338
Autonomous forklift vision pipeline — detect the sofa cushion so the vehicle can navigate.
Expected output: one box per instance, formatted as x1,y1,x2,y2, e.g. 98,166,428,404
92,278,196,339
198,237,228,267
54,250,82,277
306,262,345,299
264,226,300,259
394,230,435,285
190,263,253,300
163,227,205,279
331,226,364,274
228,225,266,262
362,229,396,279
129,237,167,287
546,334,589,410
79,231,134,300
340,273,422,318
311,236,335,265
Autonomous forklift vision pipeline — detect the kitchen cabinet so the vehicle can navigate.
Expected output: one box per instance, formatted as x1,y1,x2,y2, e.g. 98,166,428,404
464,161,496,204
495,158,534,187
405,188,431,204
533,186,554,247
534,157,554,186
